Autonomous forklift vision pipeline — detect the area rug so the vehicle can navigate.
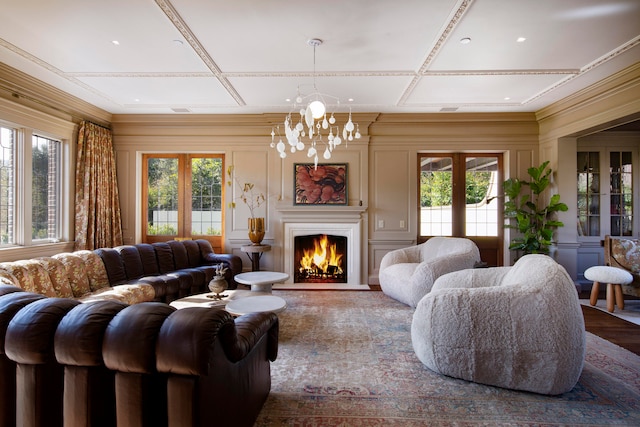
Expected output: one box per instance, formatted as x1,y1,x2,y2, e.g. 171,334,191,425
255,291,640,426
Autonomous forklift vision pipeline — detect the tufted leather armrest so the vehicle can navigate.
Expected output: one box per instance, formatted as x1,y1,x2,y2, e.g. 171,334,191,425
54,300,129,366
102,302,176,373
5,298,81,365
156,308,278,376
220,311,279,363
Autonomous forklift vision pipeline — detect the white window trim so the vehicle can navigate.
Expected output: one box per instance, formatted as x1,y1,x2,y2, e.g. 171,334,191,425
0,97,76,259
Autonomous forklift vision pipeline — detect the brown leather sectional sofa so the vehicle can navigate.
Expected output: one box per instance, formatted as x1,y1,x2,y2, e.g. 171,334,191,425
0,239,242,304
0,284,279,427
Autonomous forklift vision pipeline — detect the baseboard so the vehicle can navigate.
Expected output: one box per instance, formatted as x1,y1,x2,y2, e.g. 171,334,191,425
273,283,374,291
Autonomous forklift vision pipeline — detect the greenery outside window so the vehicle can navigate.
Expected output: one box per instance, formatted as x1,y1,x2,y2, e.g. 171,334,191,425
1,124,62,246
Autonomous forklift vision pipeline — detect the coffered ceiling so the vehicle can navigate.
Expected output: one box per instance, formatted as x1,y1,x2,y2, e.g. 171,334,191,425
0,0,639,115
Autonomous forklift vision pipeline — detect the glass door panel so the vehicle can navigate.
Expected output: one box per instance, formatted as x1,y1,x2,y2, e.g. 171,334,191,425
145,156,179,237
465,157,499,237
418,153,503,266
419,157,452,237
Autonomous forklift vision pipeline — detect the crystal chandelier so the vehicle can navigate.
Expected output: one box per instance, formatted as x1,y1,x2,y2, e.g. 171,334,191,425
270,39,361,165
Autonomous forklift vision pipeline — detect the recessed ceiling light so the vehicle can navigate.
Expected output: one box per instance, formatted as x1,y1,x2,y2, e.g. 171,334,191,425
285,98,291,102
504,97,511,100
460,37,471,44
348,98,354,102
111,40,120,46
517,37,527,43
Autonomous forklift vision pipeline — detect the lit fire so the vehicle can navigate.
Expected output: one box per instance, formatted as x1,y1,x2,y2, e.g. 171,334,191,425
298,234,343,276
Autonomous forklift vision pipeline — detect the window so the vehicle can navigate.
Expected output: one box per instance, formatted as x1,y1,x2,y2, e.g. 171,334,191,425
577,150,633,237
418,153,503,266
0,124,62,246
419,154,501,237
577,152,600,236
142,154,224,252
0,126,14,244
610,151,633,236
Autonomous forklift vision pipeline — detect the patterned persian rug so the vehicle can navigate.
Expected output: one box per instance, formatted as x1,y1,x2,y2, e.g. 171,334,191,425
254,291,640,426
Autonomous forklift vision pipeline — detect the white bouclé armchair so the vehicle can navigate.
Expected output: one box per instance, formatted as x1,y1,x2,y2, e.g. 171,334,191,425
379,237,481,307
411,254,586,395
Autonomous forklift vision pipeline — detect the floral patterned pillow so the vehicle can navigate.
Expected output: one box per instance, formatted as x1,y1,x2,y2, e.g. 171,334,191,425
73,250,110,291
610,238,640,274
0,267,20,287
14,260,58,297
35,257,74,298
53,253,92,297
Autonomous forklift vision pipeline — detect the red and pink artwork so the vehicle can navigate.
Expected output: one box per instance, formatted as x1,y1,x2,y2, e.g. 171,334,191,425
294,163,348,205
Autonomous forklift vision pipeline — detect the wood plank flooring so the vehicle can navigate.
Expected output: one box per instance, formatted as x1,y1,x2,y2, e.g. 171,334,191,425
582,304,640,356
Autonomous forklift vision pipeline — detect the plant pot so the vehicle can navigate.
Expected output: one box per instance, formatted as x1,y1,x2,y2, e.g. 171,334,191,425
248,217,265,245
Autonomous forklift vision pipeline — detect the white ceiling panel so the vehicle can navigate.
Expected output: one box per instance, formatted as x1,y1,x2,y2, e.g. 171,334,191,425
406,73,570,106
77,76,239,110
171,0,459,72
0,0,637,114
230,75,413,112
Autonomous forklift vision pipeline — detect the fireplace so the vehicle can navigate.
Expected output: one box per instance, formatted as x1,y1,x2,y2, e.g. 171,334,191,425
279,205,366,286
294,234,347,283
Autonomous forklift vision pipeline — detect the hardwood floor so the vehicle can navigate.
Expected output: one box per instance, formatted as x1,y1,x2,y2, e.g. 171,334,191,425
582,304,640,356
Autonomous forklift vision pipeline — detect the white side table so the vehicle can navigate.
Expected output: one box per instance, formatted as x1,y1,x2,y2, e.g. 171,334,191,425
226,295,287,316
234,271,289,293
241,244,271,271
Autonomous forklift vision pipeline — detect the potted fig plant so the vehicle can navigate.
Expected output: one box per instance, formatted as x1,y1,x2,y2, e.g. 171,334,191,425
503,161,568,256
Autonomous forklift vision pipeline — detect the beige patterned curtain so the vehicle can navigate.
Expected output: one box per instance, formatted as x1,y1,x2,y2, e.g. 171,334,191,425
74,121,123,250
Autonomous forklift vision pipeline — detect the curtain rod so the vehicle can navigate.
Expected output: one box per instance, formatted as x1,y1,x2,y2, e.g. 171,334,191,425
81,120,111,131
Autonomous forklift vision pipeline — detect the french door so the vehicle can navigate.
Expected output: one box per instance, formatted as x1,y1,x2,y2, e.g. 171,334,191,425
142,154,225,252
418,153,503,266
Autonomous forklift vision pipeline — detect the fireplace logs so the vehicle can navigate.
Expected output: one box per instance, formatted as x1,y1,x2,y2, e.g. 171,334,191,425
294,234,347,283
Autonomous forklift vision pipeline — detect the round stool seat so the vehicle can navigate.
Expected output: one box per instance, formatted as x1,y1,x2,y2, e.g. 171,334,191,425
584,266,633,284
585,265,633,313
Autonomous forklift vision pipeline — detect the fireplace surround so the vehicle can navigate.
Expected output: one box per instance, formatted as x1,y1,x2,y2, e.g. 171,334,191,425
278,205,366,286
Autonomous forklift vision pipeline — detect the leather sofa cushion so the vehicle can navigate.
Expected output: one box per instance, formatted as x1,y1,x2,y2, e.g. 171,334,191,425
95,248,128,286
103,302,176,373
54,299,128,366
116,246,145,280
183,240,201,268
136,244,160,276
5,297,81,365
168,241,189,270
153,243,175,274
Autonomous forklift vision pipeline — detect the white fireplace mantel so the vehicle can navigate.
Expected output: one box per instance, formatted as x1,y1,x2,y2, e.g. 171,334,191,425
276,204,367,222
277,204,367,286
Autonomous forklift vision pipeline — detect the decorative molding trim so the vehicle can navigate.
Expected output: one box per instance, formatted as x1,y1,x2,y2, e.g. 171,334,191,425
154,0,245,106
398,0,474,106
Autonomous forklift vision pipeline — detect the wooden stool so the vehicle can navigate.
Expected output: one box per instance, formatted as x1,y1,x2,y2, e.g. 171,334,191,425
584,266,633,313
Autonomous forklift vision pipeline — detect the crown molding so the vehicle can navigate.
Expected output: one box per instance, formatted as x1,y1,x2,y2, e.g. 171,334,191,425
0,62,112,126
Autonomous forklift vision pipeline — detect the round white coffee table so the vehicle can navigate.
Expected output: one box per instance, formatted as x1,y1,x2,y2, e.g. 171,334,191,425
234,271,289,293
225,295,287,316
